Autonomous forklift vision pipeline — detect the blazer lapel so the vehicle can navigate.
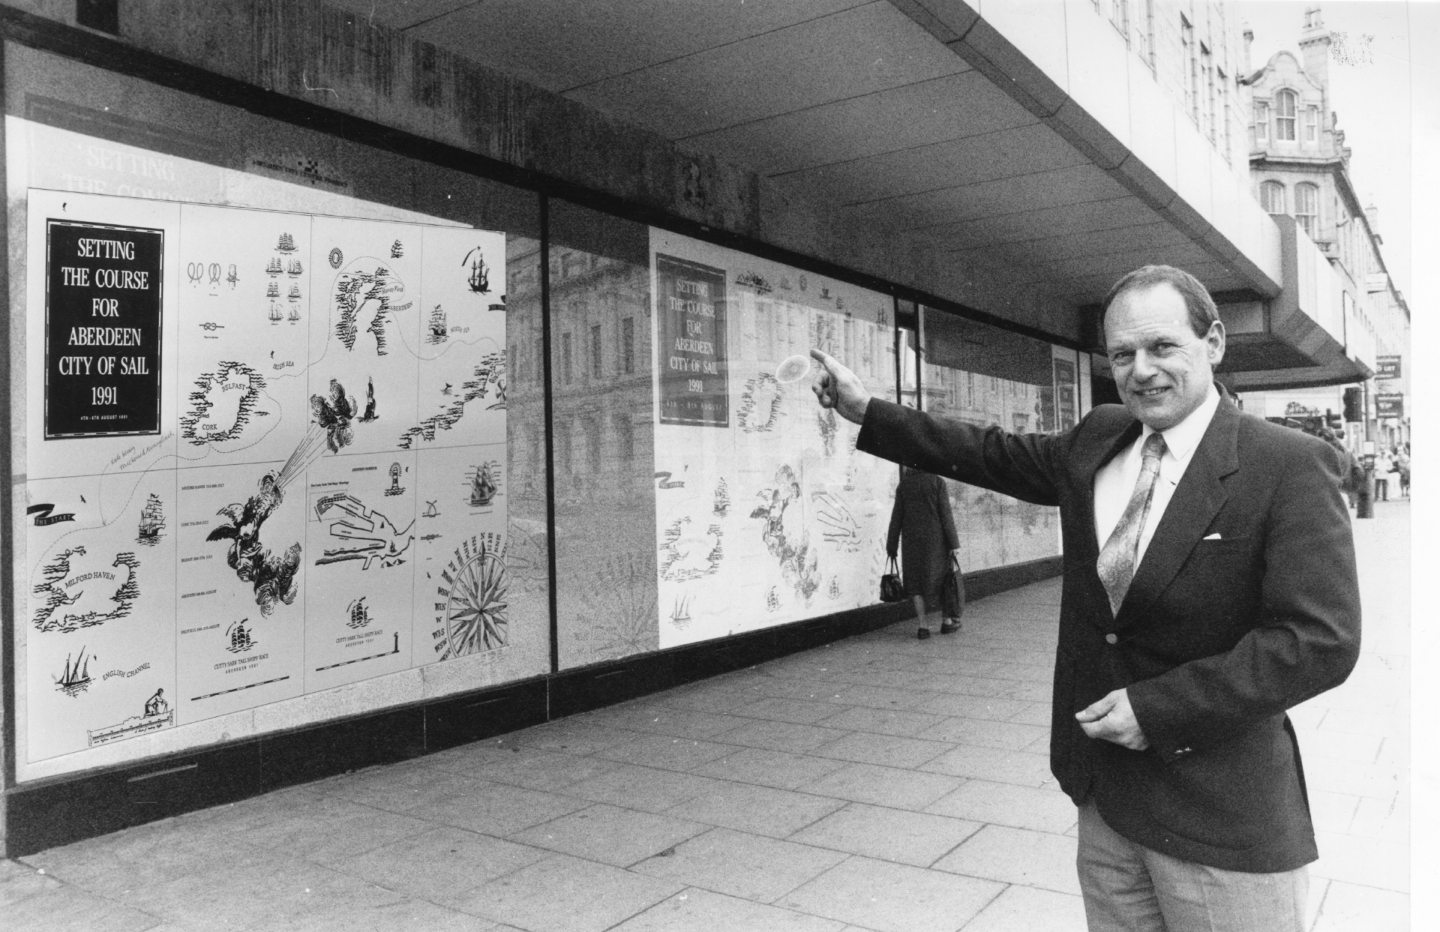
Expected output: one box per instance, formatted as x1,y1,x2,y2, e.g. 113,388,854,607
1116,402,1241,628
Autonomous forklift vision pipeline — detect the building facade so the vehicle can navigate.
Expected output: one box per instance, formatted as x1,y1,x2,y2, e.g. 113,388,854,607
1235,7,1410,452
0,0,1367,854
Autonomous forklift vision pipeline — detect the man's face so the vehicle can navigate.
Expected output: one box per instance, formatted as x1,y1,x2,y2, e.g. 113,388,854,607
1104,282,1224,431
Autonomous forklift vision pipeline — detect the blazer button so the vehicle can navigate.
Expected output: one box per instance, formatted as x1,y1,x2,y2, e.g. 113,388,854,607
1104,633,1118,645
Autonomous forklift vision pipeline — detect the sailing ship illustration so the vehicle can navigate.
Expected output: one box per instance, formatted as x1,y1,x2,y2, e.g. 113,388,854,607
276,233,297,253
287,259,304,276
390,239,404,258
137,493,165,544
287,304,301,322
462,247,490,294
469,464,496,507
347,597,372,629
287,284,302,301
226,618,255,653
266,281,281,299
269,302,284,323
266,257,283,276
55,646,92,695
670,594,692,625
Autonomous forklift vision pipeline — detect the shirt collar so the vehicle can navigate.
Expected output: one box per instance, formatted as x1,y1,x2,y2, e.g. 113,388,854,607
1141,383,1220,464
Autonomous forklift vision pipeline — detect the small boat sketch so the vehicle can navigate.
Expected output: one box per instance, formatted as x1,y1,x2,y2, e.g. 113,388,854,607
276,233,297,253
470,464,496,507
56,646,92,695
137,493,165,544
287,284,302,301
670,594,693,624
288,304,301,322
463,247,490,294
287,259,304,276
266,257,283,276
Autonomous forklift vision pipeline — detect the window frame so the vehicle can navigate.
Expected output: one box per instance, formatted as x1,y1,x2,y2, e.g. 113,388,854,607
1275,89,1297,141
1261,180,1287,215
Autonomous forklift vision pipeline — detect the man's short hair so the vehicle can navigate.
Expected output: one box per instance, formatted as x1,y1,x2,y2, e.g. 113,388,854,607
1101,265,1220,339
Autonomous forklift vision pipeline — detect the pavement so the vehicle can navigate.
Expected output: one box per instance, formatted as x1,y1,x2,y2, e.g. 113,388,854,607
2,500,1411,931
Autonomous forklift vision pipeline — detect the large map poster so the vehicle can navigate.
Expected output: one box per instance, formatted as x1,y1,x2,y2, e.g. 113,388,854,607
650,231,898,648
22,189,508,765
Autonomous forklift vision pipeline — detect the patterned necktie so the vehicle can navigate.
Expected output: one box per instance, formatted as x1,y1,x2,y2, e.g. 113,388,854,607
1097,432,1167,614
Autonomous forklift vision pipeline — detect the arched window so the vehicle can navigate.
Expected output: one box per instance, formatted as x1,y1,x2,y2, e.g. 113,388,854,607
1295,183,1319,236
1261,181,1286,215
1275,89,1297,141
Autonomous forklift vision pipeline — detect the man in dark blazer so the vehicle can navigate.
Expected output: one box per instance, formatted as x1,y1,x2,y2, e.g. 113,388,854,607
811,265,1360,931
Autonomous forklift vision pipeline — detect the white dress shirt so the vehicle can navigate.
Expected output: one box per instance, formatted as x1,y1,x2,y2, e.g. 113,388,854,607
1093,385,1222,566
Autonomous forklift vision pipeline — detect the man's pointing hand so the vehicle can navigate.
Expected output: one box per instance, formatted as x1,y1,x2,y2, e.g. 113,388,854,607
810,349,872,425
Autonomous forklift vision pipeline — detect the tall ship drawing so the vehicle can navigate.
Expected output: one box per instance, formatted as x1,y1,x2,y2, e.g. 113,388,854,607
287,259,304,276
266,280,281,299
463,247,489,294
266,257,282,276
55,646,92,695
470,464,496,507
276,232,297,253
269,301,284,323
287,284,302,301
227,618,254,652
347,598,372,629
137,493,165,544
288,304,301,322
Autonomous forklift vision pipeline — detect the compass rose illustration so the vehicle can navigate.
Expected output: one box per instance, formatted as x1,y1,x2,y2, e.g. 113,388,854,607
433,534,508,659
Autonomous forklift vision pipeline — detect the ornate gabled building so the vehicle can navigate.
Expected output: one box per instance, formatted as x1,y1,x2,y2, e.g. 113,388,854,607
1234,7,1410,450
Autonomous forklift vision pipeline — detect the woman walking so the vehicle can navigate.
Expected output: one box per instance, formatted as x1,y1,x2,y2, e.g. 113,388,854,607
886,465,964,639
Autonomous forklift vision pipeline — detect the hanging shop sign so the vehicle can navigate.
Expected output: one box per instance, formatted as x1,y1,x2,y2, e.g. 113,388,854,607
44,219,164,438
1375,356,1402,380
1375,393,1404,418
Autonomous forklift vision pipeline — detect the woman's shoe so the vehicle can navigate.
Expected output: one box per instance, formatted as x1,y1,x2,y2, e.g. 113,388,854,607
916,627,931,640
939,619,961,634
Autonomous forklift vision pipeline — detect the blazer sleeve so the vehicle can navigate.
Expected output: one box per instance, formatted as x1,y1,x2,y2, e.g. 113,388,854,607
858,399,1065,506
1127,436,1362,760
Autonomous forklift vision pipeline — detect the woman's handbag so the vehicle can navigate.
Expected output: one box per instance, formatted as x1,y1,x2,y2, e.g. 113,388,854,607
879,556,905,602
941,555,965,618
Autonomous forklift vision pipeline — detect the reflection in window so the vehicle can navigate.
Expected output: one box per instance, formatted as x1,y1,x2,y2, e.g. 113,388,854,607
1275,89,1297,140
920,308,1061,571
547,200,658,669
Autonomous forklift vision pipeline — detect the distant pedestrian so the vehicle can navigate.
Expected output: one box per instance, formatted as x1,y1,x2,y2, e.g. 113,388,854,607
1396,448,1410,497
1373,449,1393,501
886,465,963,639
